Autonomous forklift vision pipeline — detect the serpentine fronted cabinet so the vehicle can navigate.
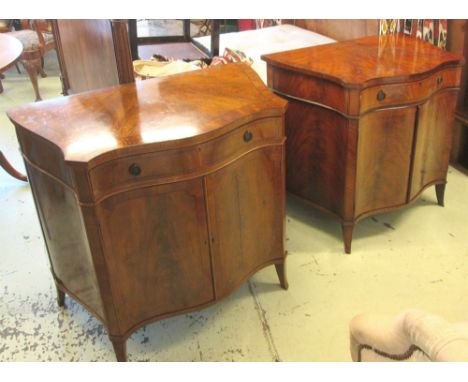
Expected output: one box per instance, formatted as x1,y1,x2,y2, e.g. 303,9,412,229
263,35,465,253
8,64,288,361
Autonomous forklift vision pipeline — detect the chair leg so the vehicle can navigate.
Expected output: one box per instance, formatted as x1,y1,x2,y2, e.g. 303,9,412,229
22,58,42,102
0,78,3,94
40,56,47,78
15,63,21,74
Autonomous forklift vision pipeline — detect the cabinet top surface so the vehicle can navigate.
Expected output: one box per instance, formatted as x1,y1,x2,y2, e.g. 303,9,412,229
8,63,286,163
262,34,464,88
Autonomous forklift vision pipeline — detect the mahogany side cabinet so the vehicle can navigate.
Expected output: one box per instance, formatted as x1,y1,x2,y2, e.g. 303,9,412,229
263,35,465,253
8,63,288,361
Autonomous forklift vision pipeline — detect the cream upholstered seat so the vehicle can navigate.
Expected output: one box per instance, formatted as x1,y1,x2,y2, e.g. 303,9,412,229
350,309,468,361
7,29,53,52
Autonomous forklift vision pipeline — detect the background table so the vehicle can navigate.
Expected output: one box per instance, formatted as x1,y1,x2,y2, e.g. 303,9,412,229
0,33,27,181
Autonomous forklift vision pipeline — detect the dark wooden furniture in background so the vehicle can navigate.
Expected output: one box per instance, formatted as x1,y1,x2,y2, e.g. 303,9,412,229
292,19,379,41
128,19,220,61
450,20,468,173
52,19,134,95
8,63,288,361
263,35,464,253
0,33,27,181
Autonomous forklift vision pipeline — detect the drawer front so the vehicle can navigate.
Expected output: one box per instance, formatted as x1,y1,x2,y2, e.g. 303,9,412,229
89,117,283,199
360,67,461,114
267,65,349,114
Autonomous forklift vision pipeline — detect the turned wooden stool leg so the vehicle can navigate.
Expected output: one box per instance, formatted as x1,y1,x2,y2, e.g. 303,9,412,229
435,184,446,207
55,284,65,307
0,151,28,181
21,58,42,102
275,257,288,290
341,222,354,254
110,337,128,362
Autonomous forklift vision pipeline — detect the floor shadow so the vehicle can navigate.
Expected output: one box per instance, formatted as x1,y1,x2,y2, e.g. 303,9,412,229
286,188,442,244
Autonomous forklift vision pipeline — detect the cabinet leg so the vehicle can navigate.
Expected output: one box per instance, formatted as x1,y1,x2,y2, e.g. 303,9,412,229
341,222,354,254
275,260,288,290
55,284,65,308
435,184,446,207
110,337,128,362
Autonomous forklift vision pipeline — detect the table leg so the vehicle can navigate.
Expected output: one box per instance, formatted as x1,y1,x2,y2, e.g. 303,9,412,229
0,150,28,181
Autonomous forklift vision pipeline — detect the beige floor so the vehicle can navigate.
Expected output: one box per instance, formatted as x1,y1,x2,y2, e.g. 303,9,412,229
1,50,468,362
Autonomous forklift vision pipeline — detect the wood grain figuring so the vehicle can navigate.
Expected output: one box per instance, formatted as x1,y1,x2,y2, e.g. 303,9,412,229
285,100,348,218
268,66,349,115
263,35,464,253
262,35,463,89
355,108,416,218
26,165,105,321
360,68,461,113
205,147,285,299
8,64,284,166
54,20,121,93
293,19,379,42
98,179,214,334
410,91,459,200
110,20,135,85
10,64,287,361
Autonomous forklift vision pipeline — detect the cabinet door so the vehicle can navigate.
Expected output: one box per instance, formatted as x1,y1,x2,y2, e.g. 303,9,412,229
409,90,458,200
205,146,284,299
98,179,214,333
355,107,416,219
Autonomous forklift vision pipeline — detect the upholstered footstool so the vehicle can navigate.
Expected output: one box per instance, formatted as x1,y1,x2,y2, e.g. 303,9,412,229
350,309,468,361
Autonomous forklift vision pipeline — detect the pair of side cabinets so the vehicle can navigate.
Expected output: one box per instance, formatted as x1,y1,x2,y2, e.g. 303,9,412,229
8,36,464,361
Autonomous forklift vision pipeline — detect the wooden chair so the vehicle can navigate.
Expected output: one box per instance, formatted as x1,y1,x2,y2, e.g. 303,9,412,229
5,19,55,101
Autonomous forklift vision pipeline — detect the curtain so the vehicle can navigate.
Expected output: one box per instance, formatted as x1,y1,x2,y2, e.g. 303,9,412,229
379,19,448,49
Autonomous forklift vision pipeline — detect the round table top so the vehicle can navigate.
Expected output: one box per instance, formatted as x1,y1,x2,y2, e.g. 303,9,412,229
0,33,23,73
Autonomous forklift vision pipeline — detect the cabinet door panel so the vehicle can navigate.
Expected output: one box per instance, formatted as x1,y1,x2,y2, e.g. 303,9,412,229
286,100,349,218
205,146,284,299
410,90,458,200
355,107,416,218
98,179,213,333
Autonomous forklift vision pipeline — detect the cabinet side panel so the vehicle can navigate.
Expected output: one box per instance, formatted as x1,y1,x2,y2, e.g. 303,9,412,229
410,90,459,200
285,100,348,218
355,108,416,219
97,179,214,334
26,165,105,320
205,146,285,299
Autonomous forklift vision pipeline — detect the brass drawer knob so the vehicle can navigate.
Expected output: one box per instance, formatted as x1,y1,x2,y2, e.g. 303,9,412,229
243,130,253,142
437,76,443,86
128,163,142,176
376,90,386,101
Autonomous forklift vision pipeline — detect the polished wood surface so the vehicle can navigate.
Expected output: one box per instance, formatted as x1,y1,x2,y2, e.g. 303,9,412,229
0,33,22,73
263,35,464,253
292,19,379,42
8,63,285,165
0,33,27,181
10,64,287,361
52,19,133,94
263,35,463,88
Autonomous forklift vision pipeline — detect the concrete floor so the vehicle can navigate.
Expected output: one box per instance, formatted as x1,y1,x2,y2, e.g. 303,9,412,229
1,50,468,362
